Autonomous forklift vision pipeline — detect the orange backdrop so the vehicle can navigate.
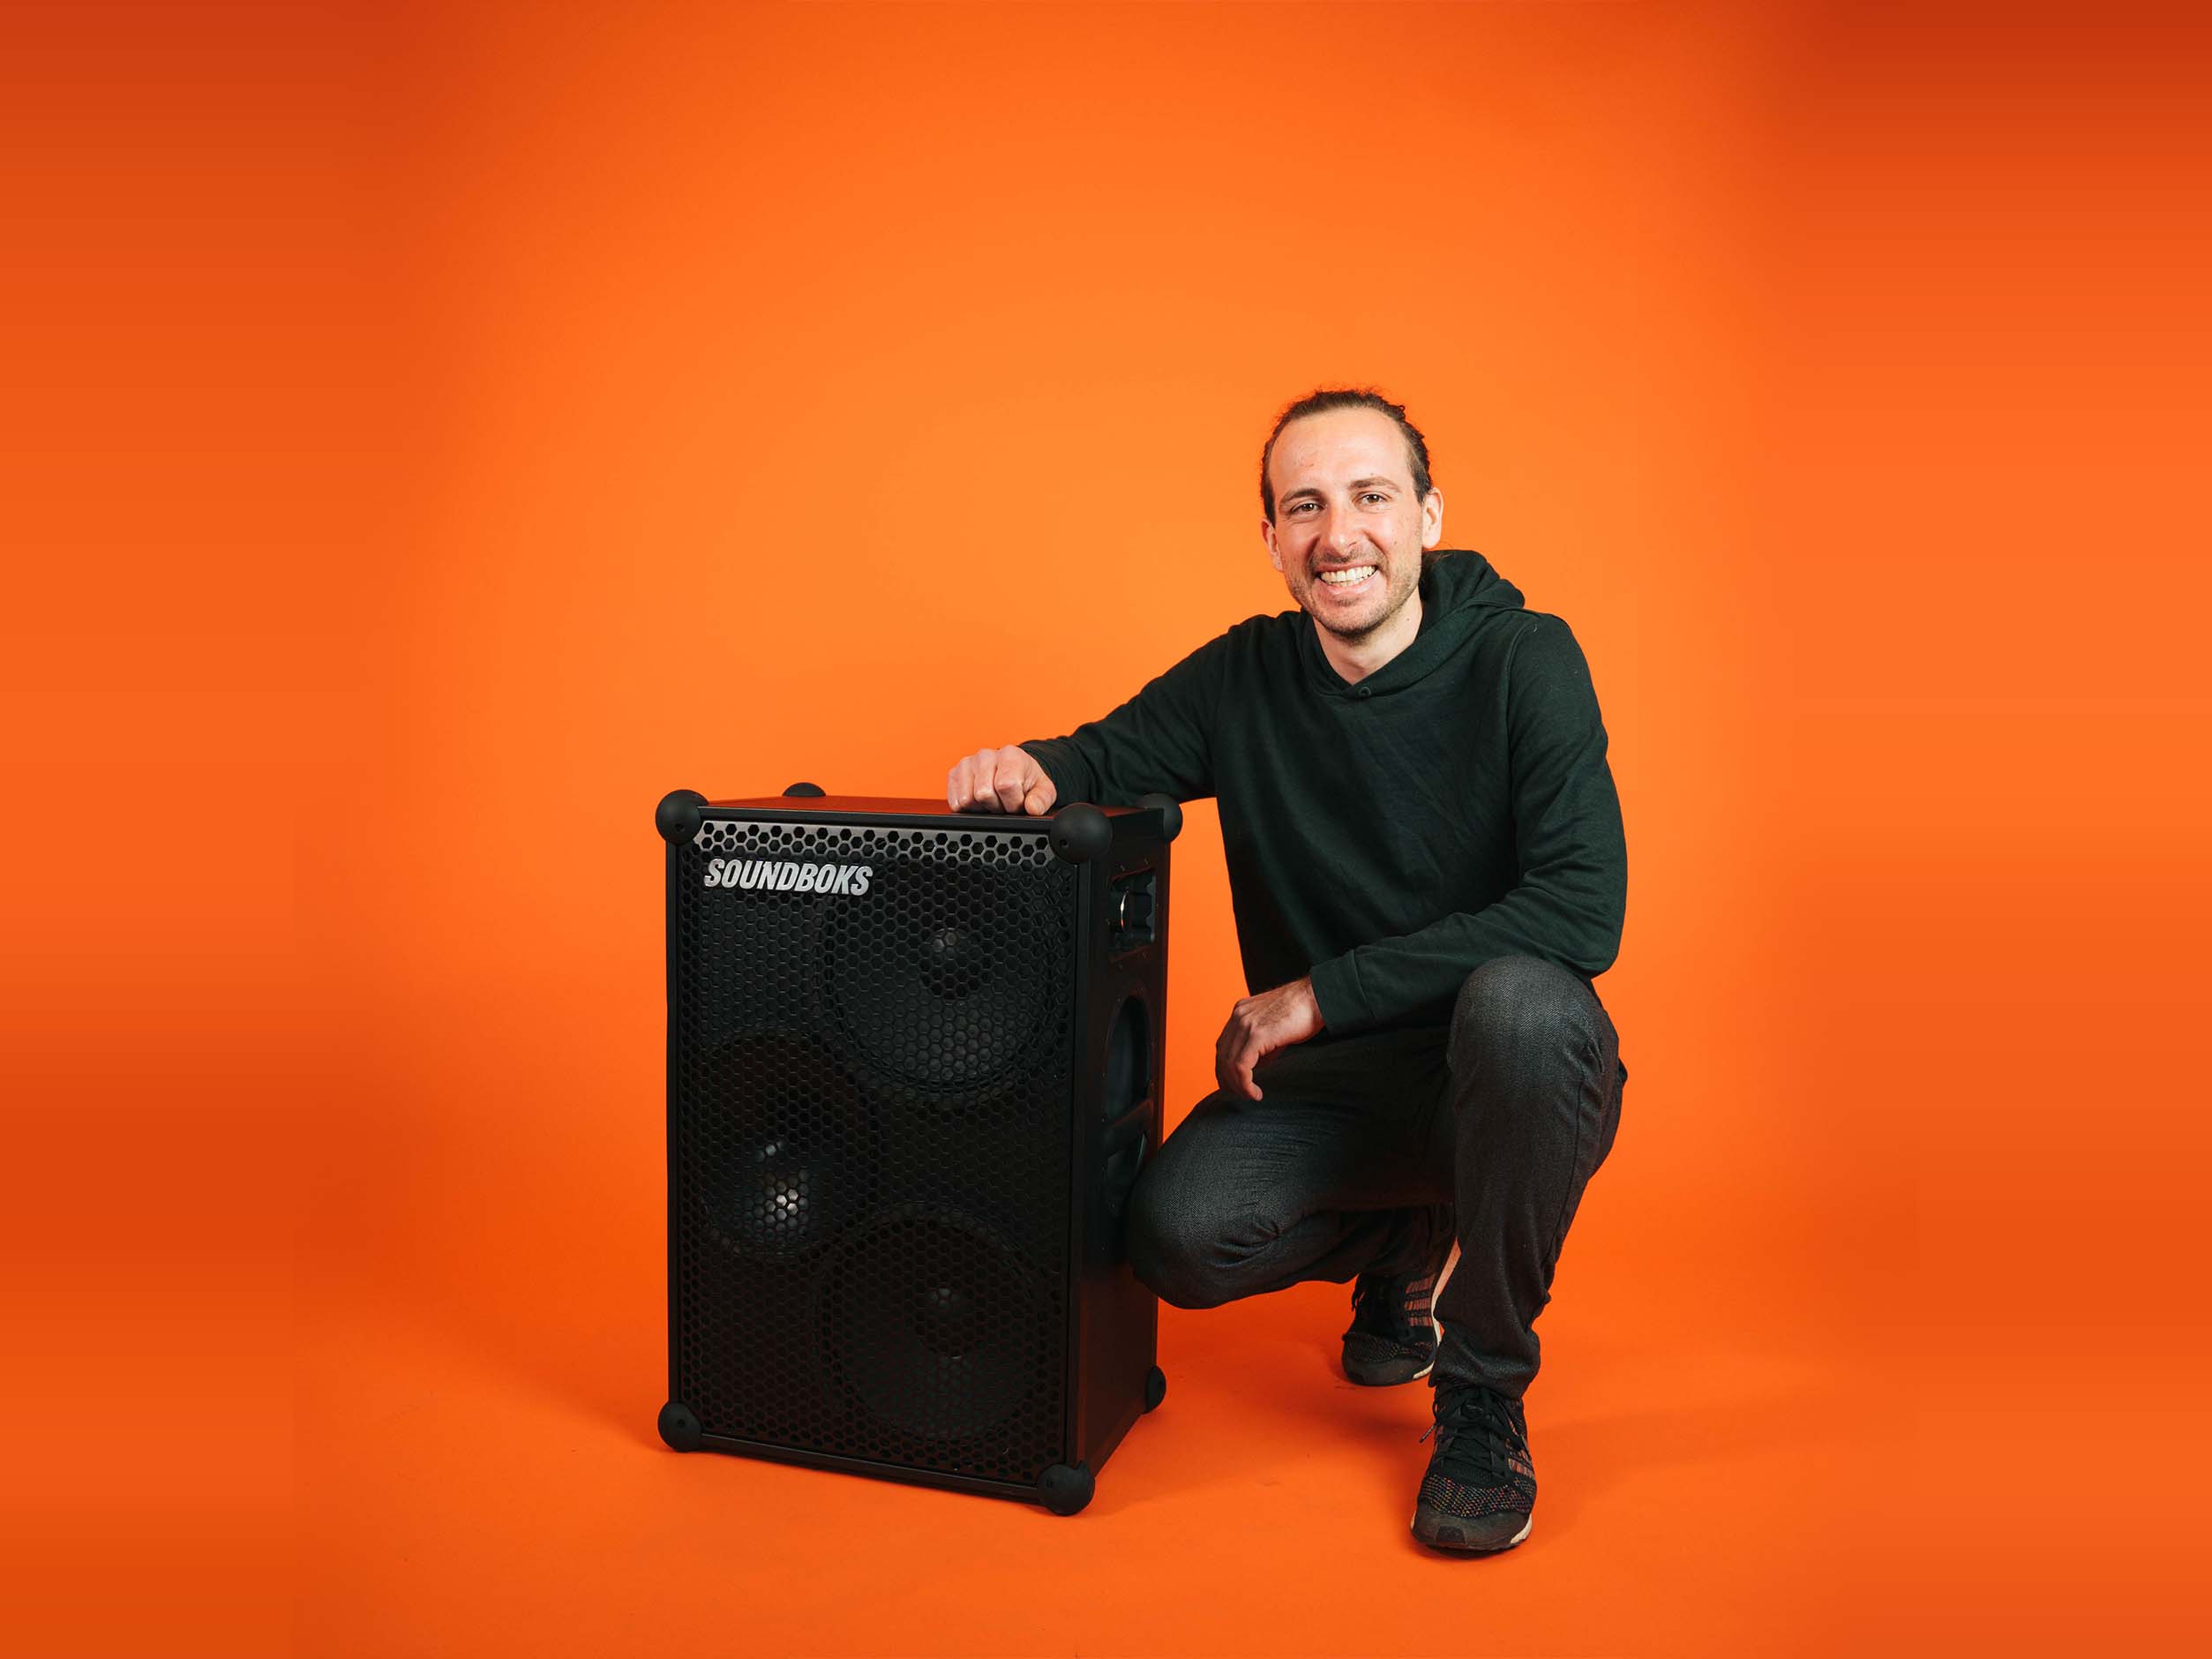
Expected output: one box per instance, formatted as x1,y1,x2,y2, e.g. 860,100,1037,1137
4,1,2207,1653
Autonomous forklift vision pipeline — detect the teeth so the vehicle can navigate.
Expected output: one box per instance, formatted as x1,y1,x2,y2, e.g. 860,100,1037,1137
1320,567,1376,585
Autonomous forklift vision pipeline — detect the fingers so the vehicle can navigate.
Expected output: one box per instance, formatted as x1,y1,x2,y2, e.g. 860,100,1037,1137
947,753,981,810
1006,750,1054,814
1214,1008,1264,1101
947,747,1051,814
947,748,1001,811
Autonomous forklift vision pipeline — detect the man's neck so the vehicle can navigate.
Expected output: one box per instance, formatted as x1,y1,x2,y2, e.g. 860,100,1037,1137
1315,589,1423,686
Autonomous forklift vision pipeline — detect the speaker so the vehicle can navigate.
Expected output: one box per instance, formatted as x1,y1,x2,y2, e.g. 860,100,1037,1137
654,785,1180,1513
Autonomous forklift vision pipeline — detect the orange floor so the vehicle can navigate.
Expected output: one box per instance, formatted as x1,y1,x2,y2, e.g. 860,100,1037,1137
296,1217,1880,1656
300,1262,1871,1655
270,948,2203,1655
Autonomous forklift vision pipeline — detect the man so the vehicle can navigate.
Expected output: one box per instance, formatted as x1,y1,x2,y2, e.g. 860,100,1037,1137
945,388,1628,1554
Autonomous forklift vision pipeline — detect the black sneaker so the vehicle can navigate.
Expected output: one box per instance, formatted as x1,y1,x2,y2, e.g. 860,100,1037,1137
1341,1257,1442,1387
1411,1381,1537,1554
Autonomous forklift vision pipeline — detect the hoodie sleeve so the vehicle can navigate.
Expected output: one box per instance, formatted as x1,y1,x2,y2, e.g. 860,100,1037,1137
1017,634,1225,807
1307,617,1627,1032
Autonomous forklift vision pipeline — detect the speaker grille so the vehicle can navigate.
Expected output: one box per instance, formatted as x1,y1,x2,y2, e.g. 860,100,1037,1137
671,818,1076,1483
822,1203,1051,1445
823,860,1060,1092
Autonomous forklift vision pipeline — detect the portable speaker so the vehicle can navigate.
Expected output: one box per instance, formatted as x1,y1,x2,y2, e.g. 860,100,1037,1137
653,784,1180,1514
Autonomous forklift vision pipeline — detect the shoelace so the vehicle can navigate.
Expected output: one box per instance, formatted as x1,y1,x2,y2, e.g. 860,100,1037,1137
1419,1385,1527,1489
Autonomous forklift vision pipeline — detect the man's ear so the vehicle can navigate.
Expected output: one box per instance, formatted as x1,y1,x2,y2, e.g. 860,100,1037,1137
1421,489,1444,550
1261,516,1284,573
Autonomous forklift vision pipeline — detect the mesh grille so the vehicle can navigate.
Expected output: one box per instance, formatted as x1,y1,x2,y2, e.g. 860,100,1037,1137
1418,1468,1535,1520
672,817,1076,1483
1421,1393,1536,1519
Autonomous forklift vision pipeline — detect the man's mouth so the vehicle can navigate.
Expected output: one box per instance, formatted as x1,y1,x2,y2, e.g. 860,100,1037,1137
1316,565,1378,589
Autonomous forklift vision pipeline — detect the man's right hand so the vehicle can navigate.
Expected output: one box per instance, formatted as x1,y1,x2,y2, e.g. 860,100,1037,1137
947,747,1058,815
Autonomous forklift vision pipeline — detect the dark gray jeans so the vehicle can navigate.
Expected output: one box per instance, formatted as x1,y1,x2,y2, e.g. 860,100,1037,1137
1124,956,1624,1398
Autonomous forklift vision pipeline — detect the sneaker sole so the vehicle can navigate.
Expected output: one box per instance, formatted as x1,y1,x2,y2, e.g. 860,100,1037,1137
1342,1355,1436,1387
1411,1510,1533,1554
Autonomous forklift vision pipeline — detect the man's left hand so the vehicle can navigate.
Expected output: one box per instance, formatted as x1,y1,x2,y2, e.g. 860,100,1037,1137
1215,976,1323,1101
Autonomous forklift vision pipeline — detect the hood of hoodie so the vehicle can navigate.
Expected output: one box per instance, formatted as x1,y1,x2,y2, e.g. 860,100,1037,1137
1297,548,1526,697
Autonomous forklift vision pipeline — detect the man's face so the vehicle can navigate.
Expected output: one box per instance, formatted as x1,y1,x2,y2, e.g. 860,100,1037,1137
1262,407,1443,643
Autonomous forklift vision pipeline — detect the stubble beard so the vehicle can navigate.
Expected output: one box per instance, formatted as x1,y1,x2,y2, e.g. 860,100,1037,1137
1305,559,1419,643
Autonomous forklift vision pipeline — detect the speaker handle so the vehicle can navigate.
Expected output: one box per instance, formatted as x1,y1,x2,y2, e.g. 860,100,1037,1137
783,781,826,798
1102,1130,1148,1220
1103,1092,1152,1135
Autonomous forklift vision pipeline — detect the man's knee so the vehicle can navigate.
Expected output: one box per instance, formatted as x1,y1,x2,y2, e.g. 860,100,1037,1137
1450,955,1601,1069
1124,1162,1241,1310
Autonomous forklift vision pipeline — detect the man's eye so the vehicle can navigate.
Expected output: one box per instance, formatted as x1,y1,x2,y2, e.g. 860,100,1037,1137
1361,492,1388,506
1290,501,1317,514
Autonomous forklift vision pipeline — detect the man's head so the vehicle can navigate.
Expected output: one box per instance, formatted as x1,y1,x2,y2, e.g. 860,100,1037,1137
1259,388,1443,648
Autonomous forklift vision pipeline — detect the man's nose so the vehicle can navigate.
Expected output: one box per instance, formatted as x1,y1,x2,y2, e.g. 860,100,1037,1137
1323,509,1365,554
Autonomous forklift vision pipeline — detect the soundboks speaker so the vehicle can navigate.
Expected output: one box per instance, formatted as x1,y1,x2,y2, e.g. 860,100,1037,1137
652,784,1181,1515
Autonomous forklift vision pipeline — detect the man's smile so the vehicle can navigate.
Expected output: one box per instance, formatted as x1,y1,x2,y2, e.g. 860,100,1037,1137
1316,564,1379,589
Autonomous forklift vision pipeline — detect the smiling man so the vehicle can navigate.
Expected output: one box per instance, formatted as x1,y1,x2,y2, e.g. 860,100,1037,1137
946,387,1629,1553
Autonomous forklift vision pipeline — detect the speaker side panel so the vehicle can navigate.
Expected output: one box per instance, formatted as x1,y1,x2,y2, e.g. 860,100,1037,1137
1069,815,1170,1474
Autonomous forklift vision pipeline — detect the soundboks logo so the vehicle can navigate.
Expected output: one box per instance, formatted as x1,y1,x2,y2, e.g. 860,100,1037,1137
703,857,874,895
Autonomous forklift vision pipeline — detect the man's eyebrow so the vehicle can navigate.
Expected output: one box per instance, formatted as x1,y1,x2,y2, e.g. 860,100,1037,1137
1280,477,1400,501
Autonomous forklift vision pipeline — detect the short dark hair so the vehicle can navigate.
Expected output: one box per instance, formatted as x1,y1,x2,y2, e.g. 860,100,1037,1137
1259,387,1435,520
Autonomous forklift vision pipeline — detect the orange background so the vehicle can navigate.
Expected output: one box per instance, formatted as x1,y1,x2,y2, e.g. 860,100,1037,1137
4,2,2207,1653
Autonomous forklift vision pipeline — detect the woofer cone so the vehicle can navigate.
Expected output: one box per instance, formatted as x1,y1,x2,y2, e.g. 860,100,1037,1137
820,1203,1049,1445
821,862,1062,1092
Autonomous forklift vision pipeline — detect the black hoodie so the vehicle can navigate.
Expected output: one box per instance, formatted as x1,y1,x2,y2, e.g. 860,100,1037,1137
1021,550,1627,1035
